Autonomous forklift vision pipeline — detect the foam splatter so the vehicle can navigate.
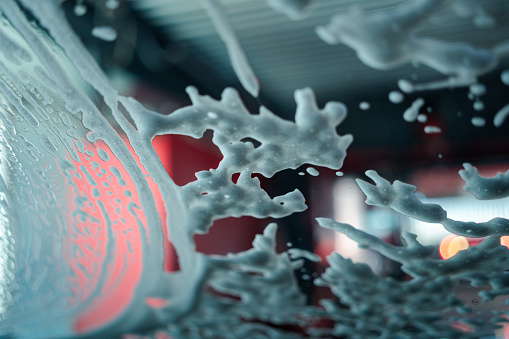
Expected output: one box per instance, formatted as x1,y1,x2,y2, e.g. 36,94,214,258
202,0,259,97
0,0,508,338
316,0,509,92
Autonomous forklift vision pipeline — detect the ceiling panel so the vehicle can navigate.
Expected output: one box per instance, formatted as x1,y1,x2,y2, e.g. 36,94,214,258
127,0,509,113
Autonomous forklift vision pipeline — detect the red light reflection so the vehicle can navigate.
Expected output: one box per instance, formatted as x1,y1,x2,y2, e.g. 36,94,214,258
67,136,176,334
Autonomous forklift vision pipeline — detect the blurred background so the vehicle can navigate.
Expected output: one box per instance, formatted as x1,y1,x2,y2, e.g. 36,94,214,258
62,0,509,332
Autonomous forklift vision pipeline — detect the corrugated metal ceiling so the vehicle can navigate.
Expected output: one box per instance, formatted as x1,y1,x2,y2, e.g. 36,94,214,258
127,0,509,111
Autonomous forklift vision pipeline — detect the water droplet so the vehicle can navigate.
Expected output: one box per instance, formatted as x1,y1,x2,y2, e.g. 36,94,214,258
424,126,441,134
388,91,404,104
469,83,486,96
417,114,427,123
74,4,87,16
473,101,484,111
306,167,319,176
471,117,485,127
501,70,509,86
91,26,117,42
359,101,370,110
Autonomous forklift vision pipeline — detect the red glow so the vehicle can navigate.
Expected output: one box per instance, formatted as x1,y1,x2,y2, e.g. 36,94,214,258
68,139,145,333
70,136,180,333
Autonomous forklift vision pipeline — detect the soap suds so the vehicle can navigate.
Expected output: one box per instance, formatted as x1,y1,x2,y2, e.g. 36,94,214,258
403,98,425,122
317,0,509,92
473,101,484,111
501,70,509,85
494,103,509,127
0,0,507,338
306,167,319,176
91,26,117,42
388,90,404,104
359,101,370,110
424,126,441,134
471,116,485,127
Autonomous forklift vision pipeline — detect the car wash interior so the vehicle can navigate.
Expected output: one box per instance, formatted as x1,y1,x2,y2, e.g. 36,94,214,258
1,0,509,338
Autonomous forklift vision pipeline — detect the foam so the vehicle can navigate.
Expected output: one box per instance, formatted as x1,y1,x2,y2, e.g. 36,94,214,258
0,0,507,337
202,0,259,97
266,0,311,20
317,0,509,92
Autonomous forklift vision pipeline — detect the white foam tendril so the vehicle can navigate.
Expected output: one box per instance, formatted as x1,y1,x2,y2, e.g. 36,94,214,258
460,163,509,200
202,0,260,97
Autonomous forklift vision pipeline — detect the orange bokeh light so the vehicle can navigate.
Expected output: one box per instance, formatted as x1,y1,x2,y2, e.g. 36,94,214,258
500,236,509,249
439,235,469,259
439,235,509,260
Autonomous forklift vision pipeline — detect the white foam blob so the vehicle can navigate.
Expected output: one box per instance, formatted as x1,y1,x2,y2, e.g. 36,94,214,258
73,3,87,16
494,103,509,127
471,116,486,127
359,101,371,110
388,90,404,104
91,26,118,42
398,79,414,93
417,114,427,123
403,98,425,122
473,101,484,111
469,83,486,96
501,70,509,86
424,126,441,134
306,167,319,176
